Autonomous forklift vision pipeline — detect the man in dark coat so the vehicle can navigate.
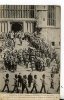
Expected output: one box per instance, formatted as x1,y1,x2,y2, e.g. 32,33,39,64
18,73,22,87
22,75,28,93
28,73,33,87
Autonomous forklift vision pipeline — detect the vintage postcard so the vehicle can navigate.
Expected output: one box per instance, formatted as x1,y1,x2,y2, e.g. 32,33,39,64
0,5,60,99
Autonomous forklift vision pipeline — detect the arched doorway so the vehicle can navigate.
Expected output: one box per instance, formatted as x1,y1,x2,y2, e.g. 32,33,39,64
11,22,23,32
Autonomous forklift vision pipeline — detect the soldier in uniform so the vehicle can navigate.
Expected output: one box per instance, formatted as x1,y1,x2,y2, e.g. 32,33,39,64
18,73,22,87
12,74,19,93
47,72,54,89
22,75,28,93
2,73,9,92
40,74,46,93
28,73,33,87
31,75,38,93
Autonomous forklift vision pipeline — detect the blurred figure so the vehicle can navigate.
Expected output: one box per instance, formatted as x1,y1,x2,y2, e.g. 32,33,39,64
56,74,60,92
40,74,46,93
22,75,28,93
50,78,54,89
18,31,22,45
18,73,22,87
25,52,29,68
12,74,19,93
2,73,9,92
31,75,38,93
31,56,35,71
28,73,33,87
46,55,51,67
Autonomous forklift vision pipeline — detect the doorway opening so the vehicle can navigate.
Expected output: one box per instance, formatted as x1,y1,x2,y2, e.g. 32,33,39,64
11,22,23,32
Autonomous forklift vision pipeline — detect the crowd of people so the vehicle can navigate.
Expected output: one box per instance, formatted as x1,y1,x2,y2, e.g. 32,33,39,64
2,30,60,72
3,50,17,71
0,30,60,93
4,31,23,49
2,73,60,93
3,48,60,73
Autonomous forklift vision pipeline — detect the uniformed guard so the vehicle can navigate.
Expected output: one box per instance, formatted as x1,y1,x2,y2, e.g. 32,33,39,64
2,73,9,92
31,75,38,93
12,74,19,93
40,74,46,93
18,73,22,87
22,75,28,93
28,73,33,87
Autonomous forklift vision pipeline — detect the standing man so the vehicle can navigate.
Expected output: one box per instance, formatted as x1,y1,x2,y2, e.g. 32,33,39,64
28,73,33,87
40,74,46,93
18,73,22,87
22,75,28,93
12,74,19,93
2,73,9,92
50,73,54,89
31,75,38,93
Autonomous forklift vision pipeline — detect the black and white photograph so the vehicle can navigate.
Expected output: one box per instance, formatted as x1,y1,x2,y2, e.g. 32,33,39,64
0,5,60,94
